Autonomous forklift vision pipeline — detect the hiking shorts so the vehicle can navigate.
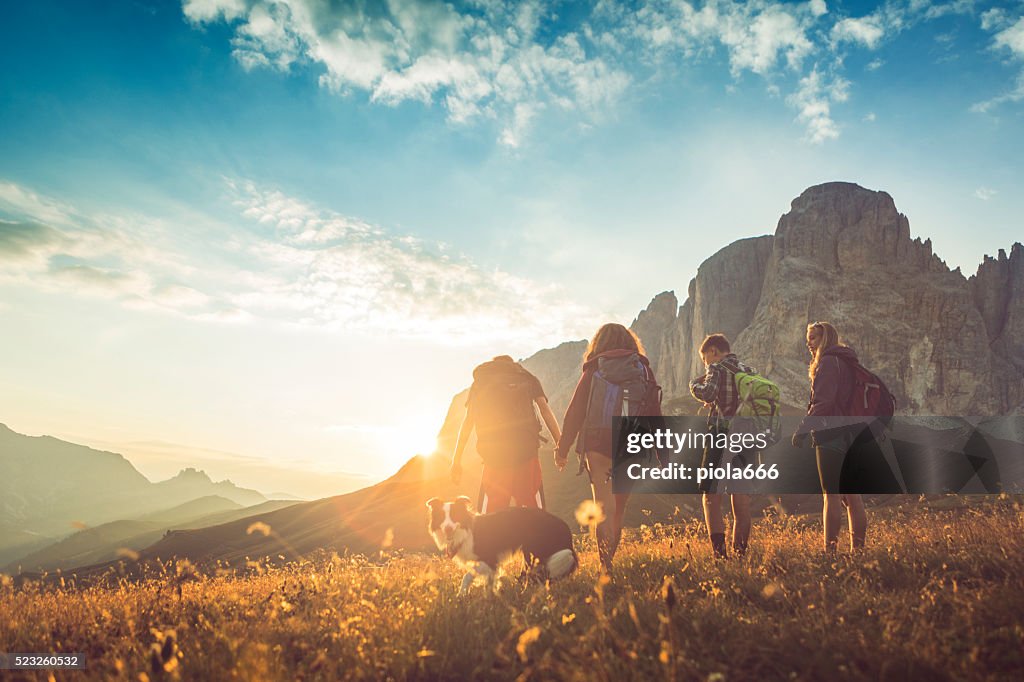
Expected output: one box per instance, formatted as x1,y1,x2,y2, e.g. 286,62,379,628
815,426,902,494
478,457,546,513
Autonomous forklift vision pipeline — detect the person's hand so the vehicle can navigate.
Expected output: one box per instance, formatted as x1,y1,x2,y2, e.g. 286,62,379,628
791,432,808,449
554,450,568,472
450,460,462,484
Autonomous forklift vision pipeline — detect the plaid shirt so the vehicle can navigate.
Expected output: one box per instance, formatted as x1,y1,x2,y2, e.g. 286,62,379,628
689,353,756,420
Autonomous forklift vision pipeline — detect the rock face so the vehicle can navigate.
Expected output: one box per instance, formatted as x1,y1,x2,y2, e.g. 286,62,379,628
515,182,1023,417
970,243,1024,377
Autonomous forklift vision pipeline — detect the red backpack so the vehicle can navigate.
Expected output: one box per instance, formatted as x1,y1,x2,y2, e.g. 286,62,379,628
840,357,896,421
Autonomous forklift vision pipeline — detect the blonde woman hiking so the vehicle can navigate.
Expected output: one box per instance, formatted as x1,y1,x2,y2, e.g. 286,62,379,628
792,321,869,554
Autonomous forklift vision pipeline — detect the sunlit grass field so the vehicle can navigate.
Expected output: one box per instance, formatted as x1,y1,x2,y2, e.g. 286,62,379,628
1,500,1022,681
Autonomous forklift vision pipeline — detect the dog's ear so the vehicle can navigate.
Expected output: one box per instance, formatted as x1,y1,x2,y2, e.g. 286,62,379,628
426,497,443,510
455,495,473,509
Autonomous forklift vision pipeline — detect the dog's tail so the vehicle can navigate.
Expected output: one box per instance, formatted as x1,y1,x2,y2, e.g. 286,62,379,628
546,549,578,579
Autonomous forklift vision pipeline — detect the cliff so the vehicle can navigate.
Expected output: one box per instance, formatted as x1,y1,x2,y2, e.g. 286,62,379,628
508,182,1023,418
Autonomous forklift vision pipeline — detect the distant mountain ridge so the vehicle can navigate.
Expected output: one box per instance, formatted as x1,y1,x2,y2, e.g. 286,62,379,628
0,423,268,565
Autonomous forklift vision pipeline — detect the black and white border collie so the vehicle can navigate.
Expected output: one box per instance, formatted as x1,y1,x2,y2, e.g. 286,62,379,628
427,496,578,594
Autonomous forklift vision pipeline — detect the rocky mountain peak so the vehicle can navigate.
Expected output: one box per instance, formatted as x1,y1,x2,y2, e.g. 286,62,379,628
512,183,1023,418
168,468,213,483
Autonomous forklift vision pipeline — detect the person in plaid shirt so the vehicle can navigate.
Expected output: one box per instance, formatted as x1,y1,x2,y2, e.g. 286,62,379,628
689,333,756,559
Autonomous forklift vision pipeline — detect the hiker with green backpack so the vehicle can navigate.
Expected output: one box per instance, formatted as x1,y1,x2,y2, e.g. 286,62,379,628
689,333,780,559
451,355,562,514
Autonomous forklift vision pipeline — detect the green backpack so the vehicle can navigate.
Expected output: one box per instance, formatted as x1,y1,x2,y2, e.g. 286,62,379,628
727,369,782,448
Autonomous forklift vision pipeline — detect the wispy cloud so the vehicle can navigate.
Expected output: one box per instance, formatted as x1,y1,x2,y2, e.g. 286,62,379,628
831,17,885,50
0,179,595,344
181,1,1008,144
974,186,997,200
788,68,850,143
973,15,1024,113
183,0,628,147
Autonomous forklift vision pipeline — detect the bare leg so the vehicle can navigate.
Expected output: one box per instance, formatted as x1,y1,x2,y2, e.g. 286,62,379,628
843,494,867,550
823,494,843,554
610,493,629,558
702,493,728,557
586,452,621,573
730,494,751,556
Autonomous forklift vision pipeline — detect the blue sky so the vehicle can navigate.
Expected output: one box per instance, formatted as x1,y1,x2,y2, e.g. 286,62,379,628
1,0,1022,496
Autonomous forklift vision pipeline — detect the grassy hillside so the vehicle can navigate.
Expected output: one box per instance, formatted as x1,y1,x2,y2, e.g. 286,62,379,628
1,500,1021,680
5,499,297,574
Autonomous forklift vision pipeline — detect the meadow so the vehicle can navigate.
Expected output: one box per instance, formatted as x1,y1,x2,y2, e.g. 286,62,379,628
1,498,1022,681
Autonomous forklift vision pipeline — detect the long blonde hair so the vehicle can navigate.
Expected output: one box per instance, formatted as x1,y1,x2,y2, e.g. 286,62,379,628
584,323,645,362
807,321,843,380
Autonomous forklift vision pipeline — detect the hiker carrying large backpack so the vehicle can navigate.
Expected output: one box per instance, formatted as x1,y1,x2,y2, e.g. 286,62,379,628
791,321,900,554
556,323,664,574
689,333,768,559
451,356,562,514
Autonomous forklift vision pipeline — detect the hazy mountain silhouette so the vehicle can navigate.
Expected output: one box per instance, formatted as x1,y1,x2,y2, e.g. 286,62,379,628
0,424,269,566
5,497,297,574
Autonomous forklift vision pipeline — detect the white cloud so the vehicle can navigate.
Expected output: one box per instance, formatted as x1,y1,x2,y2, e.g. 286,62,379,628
499,102,539,148
182,0,245,23
180,0,1002,144
974,187,997,200
226,180,595,339
787,69,850,143
720,6,816,75
994,17,1024,58
831,17,885,50
973,16,1024,113
866,58,885,71
0,179,595,344
182,0,629,147
922,0,978,21
981,8,1011,32
863,111,877,122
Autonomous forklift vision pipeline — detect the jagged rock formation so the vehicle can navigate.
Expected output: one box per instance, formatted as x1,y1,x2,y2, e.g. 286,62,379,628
514,182,1023,417
970,243,1024,377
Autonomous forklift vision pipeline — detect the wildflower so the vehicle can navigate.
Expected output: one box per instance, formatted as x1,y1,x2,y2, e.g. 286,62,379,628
516,626,542,663
575,500,606,528
247,522,272,537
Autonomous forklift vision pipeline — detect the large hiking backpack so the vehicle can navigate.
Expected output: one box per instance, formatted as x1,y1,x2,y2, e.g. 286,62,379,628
469,361,542,466
580,353,661,455
721,366,782,448
839,357,896,421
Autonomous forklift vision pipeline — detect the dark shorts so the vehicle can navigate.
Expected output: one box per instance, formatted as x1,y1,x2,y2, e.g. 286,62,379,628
815,426,904,494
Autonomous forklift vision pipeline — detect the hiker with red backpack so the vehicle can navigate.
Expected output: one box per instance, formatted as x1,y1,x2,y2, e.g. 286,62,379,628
451,355,562,514
689,333,767,559
791,321,898,553
556,323,663,574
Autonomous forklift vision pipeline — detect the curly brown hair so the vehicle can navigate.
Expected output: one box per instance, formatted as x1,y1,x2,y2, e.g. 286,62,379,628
584,323,646,362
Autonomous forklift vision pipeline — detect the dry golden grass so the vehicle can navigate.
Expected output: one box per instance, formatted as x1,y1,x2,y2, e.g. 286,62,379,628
1,500,1023,681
